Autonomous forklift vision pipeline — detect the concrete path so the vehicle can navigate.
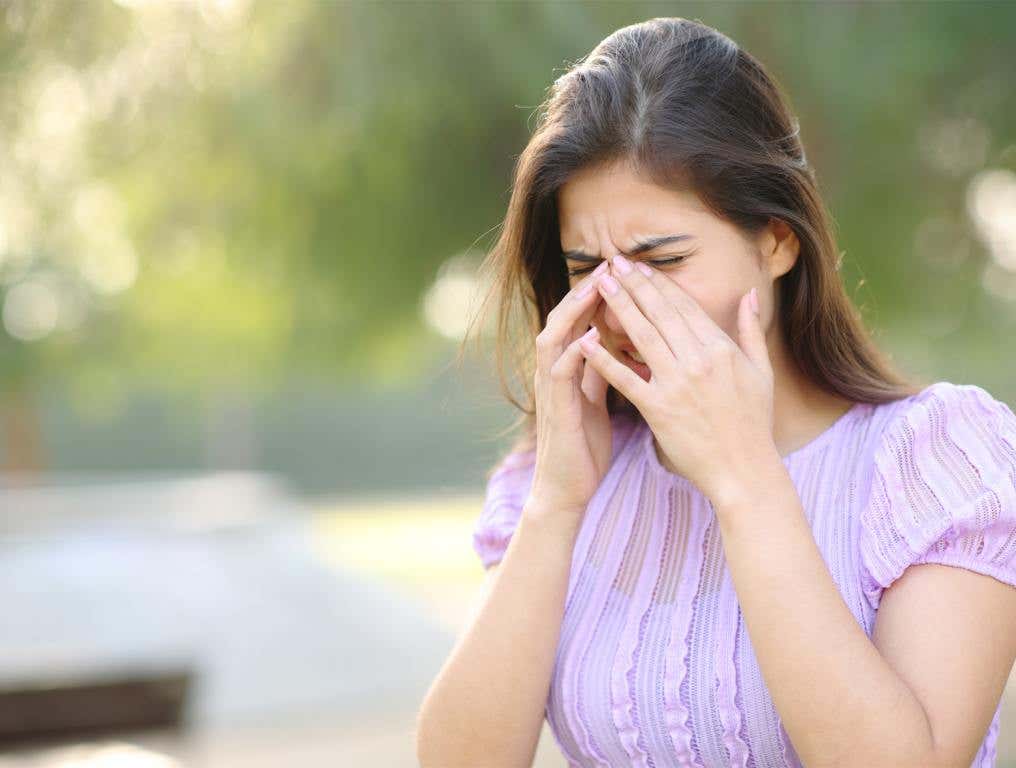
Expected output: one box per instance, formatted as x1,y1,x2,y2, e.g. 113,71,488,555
0,480,1013,767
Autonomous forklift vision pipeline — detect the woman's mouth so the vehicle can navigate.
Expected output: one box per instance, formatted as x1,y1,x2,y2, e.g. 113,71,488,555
619,348,652,381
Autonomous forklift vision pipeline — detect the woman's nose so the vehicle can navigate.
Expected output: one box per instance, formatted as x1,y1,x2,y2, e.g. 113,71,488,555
600,299,625,335
595,254,626,335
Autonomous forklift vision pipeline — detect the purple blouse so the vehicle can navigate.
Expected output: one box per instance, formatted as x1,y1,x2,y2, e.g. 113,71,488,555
471,380,1016,767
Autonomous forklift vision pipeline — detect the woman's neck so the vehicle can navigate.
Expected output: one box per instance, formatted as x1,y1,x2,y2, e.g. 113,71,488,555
766,324,856,458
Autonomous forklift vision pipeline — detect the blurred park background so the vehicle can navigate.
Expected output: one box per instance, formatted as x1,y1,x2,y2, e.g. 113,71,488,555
0,1,1014,766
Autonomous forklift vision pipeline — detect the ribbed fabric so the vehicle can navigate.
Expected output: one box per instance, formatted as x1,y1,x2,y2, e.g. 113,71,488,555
471,380,1016,768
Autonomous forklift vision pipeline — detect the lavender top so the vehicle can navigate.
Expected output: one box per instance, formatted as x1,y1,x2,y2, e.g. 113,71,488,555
471,380,1016,767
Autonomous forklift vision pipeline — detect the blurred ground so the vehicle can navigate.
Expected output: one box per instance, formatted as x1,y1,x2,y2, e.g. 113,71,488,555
309,495,1016,768
2,488,1013,767
0,482,567,768
308,493,571,768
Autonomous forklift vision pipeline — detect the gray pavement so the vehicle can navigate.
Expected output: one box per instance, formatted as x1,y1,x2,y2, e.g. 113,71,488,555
0,475,1013,767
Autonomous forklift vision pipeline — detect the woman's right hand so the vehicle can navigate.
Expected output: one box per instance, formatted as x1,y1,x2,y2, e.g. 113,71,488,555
529,260,615,517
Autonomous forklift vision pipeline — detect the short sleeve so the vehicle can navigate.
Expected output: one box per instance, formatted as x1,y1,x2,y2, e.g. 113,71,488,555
471,446,537,570
858,381,1016,612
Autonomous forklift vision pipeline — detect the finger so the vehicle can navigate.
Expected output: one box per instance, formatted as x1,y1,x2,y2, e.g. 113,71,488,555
537,260,609,372
609,254,704,362
579,346,609,404
596,271,685,376
634,260,730,347
737,286,773,378
550,326,599,416
568,259,609,303
565,291,603,347
578,326,651,408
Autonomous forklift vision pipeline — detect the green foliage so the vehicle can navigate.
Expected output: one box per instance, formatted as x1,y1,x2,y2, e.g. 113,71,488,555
0,0,1014,406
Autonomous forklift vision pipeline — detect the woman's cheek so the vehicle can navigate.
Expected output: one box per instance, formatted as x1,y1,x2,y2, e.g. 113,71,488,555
696,293,737,338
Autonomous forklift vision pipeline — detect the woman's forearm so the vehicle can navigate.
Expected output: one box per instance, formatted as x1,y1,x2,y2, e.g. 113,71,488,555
711,456,936,768
416,499,582,768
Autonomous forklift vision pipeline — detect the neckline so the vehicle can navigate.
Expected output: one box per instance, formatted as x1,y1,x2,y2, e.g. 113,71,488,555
639,400,867,482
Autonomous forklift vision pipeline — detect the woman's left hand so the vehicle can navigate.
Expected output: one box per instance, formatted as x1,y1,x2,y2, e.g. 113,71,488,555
578,253,777,505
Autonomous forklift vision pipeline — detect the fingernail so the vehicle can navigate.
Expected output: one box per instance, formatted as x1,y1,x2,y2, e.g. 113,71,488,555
613,254,632,275
636,262,653,278
592,260,609,277
598,274,619,295
579,326,599,353
750,287,759,316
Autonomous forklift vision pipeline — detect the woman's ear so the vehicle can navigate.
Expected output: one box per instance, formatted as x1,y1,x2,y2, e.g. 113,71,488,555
763,218,800,279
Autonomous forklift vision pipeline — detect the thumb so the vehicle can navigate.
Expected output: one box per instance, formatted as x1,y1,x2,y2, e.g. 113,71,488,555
738,287,772,379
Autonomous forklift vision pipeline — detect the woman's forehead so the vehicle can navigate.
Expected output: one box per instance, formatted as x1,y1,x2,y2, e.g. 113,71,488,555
558,196,709,252
558,165,706,234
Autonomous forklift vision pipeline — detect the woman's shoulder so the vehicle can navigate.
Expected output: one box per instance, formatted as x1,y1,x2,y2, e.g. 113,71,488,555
857,379,1016,611
869,379,1015,455
861,379,1016,501
898,379,1011,412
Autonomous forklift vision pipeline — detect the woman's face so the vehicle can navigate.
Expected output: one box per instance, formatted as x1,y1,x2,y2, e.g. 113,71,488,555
556,160,794,381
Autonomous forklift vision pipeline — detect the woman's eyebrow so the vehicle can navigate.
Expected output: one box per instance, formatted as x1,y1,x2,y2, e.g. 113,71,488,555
561,234,694,261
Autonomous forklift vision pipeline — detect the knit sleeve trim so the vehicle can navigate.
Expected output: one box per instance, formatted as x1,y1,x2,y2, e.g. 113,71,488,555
858,381,1016,612
471,446,537,570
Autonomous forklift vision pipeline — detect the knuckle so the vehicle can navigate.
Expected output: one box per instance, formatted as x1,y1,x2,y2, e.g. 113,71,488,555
535,337,556,365
669,370,691,392
707,340,734,359
631,327,654,350
549,363,570,382
685,357,710,378
533,351,547,375
641,397,662,419
644,309,664,329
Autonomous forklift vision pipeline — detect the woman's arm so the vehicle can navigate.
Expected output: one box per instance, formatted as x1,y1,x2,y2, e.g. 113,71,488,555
415,498,582,768
711,461,936,768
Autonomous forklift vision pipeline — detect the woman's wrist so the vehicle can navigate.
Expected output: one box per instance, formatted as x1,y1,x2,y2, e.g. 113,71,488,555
521,495,586,539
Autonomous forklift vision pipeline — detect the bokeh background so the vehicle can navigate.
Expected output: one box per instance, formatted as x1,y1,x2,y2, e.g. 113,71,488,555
0,1,1014,766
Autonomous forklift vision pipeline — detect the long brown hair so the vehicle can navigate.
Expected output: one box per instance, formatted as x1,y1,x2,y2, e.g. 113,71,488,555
459,17,923,459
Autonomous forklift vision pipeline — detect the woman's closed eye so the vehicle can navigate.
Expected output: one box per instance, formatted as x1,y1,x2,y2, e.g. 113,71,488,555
567,254,689,277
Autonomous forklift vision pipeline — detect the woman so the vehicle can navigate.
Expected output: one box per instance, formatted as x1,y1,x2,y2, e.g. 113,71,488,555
417,17,1016,768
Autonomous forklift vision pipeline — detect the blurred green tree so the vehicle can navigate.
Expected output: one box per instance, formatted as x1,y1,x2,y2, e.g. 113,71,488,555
0,0,1013,471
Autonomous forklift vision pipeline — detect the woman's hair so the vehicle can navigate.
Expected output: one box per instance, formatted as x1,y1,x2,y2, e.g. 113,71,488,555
459,16,924,457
